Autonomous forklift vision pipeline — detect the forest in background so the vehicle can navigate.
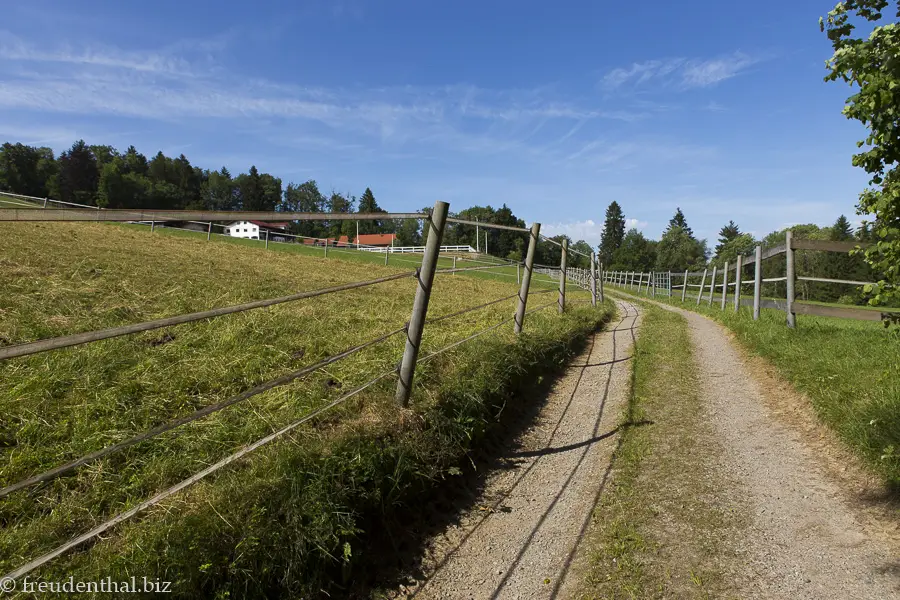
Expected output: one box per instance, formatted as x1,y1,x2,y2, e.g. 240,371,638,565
0,140,597,268
596,200,882,306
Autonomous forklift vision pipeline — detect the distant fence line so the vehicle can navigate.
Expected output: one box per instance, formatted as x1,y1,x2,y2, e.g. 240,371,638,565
601,230,896,326
0,197,604,583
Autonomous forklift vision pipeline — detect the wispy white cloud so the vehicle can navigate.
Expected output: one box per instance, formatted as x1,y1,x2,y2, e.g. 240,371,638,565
0,31,197,76
0,35,672,168
681,53,758,87
601,52,760,91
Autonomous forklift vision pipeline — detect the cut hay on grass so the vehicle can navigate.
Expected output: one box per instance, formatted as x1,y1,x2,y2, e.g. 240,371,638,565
0,221,608,598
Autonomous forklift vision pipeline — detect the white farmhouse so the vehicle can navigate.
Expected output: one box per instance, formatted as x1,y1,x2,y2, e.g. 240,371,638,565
224,221,261,239
223,220,292,242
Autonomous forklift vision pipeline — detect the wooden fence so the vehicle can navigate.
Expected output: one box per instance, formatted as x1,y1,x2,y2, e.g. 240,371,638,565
600,231,896,327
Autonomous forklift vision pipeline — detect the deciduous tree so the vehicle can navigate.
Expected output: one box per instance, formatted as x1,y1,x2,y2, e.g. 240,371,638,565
822,0,900,307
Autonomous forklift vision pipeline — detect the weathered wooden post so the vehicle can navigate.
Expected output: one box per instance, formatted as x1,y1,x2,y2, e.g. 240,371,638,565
599,260,605,302
265,229,269,249
516,263,520,284
721,261,729,310
384,248,389,266
734,254,743,312
785,230,796,328
707,266,717,305
452,255,457,274
514,222,541,334
753,245,762,320
207,222,212,241
43,197,48,208
590,251,597,306
395,200,449,406
696,269,708,305
558,238,568,314
651,272,656,297
668,271,672,297
150,221,155,233
682,270,689,302
324,239,328,258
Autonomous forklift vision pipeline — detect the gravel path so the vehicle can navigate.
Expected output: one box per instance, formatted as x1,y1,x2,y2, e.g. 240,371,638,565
615,292,899,600
403,300,641,600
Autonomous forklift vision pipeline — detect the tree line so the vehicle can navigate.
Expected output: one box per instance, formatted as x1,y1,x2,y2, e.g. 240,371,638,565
0,139,595,265
595,200,881,306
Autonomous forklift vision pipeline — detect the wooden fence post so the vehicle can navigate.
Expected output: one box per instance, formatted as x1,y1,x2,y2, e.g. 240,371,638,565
395,200,449,406
599,261,605,302
682,270,688,302
734,254,743,312
514,222,541,334
558,239,568,314
721,261,729,310
707,266,717,306
753,245,762,320
590,251,597,306
150,221,155,233
517,263,520,284
265,230,269,249
696,269,707,305
668,271,672,297
651,272,656,297
324,239,328,258
207,222,212,241
785,230,796,328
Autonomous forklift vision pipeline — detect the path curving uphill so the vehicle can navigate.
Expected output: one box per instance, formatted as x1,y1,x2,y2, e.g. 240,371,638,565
611,291,899,600
401,300,641,599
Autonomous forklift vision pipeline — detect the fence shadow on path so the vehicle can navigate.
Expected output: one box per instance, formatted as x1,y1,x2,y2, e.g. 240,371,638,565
347,319,605,597
381,302,642,600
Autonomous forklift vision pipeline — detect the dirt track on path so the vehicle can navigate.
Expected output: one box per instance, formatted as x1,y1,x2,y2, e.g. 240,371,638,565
400,300,641,600
611,291,899,599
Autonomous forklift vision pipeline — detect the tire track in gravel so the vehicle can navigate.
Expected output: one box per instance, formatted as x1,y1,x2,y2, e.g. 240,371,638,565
401,300,641,600
610,291,900,600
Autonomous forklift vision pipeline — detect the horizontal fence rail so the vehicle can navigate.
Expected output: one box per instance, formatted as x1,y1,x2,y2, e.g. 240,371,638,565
0,272,416,361
0,196,608,583
0,208,427,222
600,229,895,326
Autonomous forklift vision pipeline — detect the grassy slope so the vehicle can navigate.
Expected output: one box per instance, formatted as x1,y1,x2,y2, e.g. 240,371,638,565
580,302,746,599
0,221,606,598
607,284,900,487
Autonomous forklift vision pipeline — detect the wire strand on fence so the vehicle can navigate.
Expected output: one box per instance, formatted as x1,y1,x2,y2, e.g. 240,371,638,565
424,293,519,325
0,208,428,222
0,292,580,580
435,264,513,275
0,325,408,499
423,289,555,327
417,300,557,366
444,217,529,233
0,271,416,361
0,367,398,583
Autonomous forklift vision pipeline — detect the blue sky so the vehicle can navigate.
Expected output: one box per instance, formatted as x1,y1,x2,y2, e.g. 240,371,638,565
0,0,868,247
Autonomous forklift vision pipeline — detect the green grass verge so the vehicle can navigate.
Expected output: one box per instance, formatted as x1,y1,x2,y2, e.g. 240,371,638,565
0,221,606,597
581,302,745,599
607,285,900,488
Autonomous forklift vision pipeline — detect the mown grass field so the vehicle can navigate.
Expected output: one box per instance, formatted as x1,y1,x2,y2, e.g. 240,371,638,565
0,221,606,598
605,283,900,488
